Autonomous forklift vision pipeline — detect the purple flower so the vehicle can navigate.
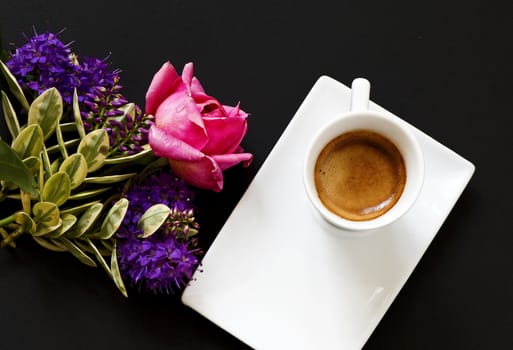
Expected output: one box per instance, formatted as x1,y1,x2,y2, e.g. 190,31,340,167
6,31,79,103
6,30,117,105
7,30,152,156
116,169,202,294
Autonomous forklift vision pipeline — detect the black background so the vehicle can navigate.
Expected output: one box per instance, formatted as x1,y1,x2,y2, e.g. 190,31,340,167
1,0,512,349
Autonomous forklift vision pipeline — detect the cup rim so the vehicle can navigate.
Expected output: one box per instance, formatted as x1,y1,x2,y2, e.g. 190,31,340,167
303,110,424,232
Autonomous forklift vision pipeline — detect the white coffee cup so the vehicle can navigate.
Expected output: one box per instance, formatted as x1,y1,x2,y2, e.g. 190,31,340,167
303,78,424,232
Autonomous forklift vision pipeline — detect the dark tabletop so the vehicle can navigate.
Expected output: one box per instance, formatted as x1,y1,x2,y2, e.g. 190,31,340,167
1,0,512,349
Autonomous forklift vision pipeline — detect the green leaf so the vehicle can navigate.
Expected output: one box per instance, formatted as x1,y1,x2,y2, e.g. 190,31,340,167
46,138,80,154
57,237,97,267
83,173,136,184
111,241,128,297
59,153,88,190
1,90,20,139
67,202,103,239
32,201,60,234
100,239,114,252
78,129,109,173
45,214,77,238
23,156,41,174
138,204,171,238
12,124,44,159
32,236,67,252
84,238,112,279
11,124,44,159
28,87,63,140
60,200,101,216
0,138,37,194
119,102,135,119
50,158,60,174
72,88,86,139
15,211,36,234
42,171,71,206
0,60,30,111
68,187,111,201
34,217,62,237
95,198,129,240
104,147,153,165
55,121,68,159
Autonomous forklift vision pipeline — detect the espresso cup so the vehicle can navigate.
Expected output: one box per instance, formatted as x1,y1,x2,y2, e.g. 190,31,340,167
303,78,424,232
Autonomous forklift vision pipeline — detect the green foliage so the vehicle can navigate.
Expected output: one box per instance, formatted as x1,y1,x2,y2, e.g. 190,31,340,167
78,129,109,172
0,138,37,195
138,204,171,238
1,90,21,138
0,60,29,111
28,87,62,140
0,63,158,297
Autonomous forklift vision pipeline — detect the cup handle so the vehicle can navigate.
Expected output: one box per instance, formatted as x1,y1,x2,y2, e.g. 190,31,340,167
350,78,371,112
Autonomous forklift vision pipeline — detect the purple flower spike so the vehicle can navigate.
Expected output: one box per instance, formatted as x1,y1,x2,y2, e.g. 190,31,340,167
116,169,201,294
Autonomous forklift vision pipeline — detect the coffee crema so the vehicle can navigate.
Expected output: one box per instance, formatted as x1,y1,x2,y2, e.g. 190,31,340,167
314,129,406,221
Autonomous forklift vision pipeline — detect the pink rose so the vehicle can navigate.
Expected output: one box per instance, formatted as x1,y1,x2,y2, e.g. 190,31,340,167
146,61,253,192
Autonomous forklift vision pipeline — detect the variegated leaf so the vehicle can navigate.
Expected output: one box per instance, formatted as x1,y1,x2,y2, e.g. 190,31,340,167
45,214,77,238
60,200,101,216
68,187,110,201
28,87,63,140
57,237,97,267
72,88,86,139
34,218,62,237
111,241,127,297
78,129,109,172
42,171,71,206
95,198,129,240
50,158,60,174
0,60,30,111
1,90,20,138
46,139,80,154
104,146,153,165
84,238,112,278
67,202,103,239
32,201,60,233
59,153,88,190
55,122,68,159
11,124,44,159
83,173,136,184
32,236,66,252
15,211,36,234
138,204,171,238
100,239,114,253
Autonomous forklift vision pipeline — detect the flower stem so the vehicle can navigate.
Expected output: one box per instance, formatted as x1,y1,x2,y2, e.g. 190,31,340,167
0,214,16,227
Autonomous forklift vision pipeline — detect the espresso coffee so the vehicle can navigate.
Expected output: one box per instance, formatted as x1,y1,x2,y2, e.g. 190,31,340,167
314,129,406,221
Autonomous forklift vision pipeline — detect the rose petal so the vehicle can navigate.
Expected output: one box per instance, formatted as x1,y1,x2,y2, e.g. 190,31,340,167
202,115,248,155
182,62,194,96
168,157,224,192
211,152,254,171
191,77,205,95
145,61,180,115
155,92,209,150
149,125,204,161
149,126,224,191
224,103,248,119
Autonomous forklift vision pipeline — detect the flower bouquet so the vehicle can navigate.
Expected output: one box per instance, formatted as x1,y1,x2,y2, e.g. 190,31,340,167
0,30,252,296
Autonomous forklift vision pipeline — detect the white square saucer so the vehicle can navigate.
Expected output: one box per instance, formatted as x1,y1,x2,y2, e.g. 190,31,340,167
182,76,475,349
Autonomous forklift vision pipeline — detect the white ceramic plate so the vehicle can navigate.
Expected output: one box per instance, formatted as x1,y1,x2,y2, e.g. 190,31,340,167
182,76,475,349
